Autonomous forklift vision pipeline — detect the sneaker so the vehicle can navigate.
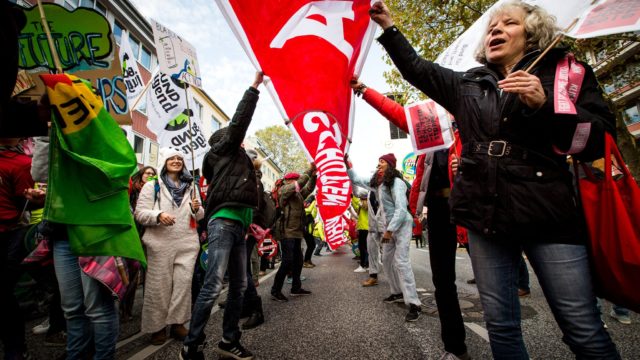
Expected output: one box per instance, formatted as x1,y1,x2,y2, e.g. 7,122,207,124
466,278,476,284
241,311,265,330
180,343,206,360
518,288,531,297
313,253,322,256
353,256,360,260
303,261,315,268
383,293,404,303
362,277,378,287
271,292,288,302
405,304,422,322
216,340,254,360
610,309,632,325
353,266,367,273
32,318,50,335
44,331,66,347
291,288,312,296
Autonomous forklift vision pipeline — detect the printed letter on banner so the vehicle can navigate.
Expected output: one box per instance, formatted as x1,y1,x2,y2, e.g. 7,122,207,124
405,100,455,154
216,0,377,249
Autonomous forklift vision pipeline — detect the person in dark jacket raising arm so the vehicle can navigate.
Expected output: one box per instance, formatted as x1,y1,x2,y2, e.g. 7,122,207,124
369,1,620,359
180,72,263,360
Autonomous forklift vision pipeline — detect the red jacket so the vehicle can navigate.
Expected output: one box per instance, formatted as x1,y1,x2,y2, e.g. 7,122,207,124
0,149,34,231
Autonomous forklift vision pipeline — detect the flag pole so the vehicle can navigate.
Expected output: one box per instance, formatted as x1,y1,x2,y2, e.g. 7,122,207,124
129,81,151,112
36,0,63,73
525,18,579,73
181,82,197,186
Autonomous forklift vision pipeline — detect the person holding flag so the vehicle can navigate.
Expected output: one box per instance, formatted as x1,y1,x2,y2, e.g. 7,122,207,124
181,72,263,360
350,78,471,359
369,1,619,358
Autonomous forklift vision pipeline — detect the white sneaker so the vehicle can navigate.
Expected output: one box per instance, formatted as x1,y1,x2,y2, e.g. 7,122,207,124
610,309,631,325
32,318,50,335
354,266,367,273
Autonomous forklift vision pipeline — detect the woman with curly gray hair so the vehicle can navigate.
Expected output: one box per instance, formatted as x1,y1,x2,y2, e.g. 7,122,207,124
370,0,620,359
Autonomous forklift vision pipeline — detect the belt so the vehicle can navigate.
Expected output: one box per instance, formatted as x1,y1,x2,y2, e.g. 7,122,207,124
464,141,531,160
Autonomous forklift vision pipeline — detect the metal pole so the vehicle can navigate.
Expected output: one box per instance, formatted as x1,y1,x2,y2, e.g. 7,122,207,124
182,82,196,183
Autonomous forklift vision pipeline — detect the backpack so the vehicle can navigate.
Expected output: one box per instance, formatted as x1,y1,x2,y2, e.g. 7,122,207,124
261,190,277,229
270,178,286,235
395,175,413,214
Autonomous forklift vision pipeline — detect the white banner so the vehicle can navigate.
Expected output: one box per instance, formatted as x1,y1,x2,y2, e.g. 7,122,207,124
435,0,596,72
146,67,208,170
150,19,202,88
405,100,455,154
119,30,145,109
568,0,640,39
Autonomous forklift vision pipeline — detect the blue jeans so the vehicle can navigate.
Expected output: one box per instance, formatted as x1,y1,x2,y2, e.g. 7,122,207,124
185,218,247,346
53,239,119,360
468,231,620,359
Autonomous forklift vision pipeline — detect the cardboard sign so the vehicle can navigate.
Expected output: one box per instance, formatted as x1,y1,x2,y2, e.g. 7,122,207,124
405,100,455,154
151,19,202,88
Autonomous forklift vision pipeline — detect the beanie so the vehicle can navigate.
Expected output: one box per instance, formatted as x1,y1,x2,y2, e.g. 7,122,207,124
379,153,397,169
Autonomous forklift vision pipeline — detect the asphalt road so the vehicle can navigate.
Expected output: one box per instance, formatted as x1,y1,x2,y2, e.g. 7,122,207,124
13,242,640,359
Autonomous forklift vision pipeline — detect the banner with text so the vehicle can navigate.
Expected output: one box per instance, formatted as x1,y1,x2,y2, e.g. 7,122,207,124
151,19,202,89
146,68,208,170
18,3,130,124
405,100,455,155
216,0,377,249
119,30,145,108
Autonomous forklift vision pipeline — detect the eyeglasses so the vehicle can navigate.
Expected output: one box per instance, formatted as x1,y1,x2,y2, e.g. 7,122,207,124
143,171,156,175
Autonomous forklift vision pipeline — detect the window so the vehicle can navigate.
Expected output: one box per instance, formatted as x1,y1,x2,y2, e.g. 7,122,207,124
134,135,144,163
63,0,77,10
95,2,107,15
148,142,159,168
140,46,152,69
80,0,94,8
624,104,640,126
129,35,141,59
193,100,203,120
389,123,408,139
113,21,123,44
136,95,147,115
211,116,221,132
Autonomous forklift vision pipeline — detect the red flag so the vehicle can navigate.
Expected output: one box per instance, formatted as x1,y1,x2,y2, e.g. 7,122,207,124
217,0,376,249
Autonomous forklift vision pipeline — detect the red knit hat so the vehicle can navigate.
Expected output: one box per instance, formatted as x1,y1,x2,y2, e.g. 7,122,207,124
284,172,300,180
379,153,397,169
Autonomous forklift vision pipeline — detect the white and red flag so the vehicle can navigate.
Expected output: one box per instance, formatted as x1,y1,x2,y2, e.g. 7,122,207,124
216,0,377,249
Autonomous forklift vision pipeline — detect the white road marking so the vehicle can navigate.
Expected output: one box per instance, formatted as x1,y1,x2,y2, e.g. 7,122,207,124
464,322,490,342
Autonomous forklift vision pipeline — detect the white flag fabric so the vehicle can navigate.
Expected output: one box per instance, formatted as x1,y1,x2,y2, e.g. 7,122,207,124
435,0,618,72
146,67,208,170
118,30,145,108
150,19,202,89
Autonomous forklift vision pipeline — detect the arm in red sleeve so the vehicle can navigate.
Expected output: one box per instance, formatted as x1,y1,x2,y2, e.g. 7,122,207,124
362,87,409,133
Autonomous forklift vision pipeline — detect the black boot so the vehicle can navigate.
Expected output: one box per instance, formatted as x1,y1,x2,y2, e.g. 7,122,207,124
241,297,264,330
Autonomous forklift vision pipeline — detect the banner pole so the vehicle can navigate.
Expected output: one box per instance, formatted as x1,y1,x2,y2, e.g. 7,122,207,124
525,18,579,73
182,82,197,184
129,81,151,112
37,0,63,73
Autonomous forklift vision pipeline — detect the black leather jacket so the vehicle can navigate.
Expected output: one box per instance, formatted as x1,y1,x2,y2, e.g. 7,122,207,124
379,27,615,243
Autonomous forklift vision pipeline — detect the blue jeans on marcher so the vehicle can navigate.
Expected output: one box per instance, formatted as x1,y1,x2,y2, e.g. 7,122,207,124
468,231,620,360
53,239,119,360
185,218,247,346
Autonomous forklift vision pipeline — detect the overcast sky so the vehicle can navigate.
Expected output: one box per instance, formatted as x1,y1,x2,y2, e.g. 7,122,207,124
130,0,413,174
